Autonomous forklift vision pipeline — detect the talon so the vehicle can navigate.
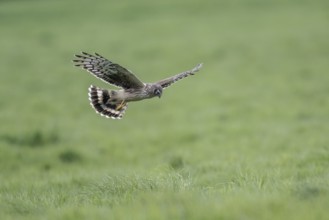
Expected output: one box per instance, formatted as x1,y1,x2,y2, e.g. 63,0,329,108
116,100,125,111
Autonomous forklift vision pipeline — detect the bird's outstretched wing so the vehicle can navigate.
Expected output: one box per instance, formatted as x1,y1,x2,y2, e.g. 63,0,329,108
73,52,145,89
156,63,203,89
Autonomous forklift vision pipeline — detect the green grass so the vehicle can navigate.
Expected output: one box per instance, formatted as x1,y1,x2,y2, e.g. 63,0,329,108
1,0,329,219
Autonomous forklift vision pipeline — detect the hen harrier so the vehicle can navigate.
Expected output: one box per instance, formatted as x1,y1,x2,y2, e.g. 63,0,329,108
73,52,202,119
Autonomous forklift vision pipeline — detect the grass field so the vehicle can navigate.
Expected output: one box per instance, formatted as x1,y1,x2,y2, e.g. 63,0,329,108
1,0,329,219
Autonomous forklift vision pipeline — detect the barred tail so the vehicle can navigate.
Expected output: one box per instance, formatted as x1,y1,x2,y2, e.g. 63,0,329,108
88,85,127,119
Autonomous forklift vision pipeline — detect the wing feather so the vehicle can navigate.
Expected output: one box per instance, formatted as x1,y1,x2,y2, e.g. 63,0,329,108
156,63,203,89
73,52,145,89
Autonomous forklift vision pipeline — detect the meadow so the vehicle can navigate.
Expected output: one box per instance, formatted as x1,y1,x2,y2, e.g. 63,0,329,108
0,0,328,219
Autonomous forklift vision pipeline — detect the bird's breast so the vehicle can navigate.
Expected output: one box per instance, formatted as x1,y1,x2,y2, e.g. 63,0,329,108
123,89,153,102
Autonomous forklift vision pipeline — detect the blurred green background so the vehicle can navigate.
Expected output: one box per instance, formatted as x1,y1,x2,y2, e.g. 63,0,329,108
0,0,328,219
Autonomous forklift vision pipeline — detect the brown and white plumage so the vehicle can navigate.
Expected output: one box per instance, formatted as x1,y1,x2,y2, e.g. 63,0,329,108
88,85,128,119
156,63,203,89
73,52,202,119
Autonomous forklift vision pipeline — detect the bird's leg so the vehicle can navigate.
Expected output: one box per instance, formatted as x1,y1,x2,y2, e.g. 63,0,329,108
116,100,125,111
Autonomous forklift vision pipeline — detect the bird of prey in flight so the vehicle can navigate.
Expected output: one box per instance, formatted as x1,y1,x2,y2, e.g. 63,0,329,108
73,52,202,119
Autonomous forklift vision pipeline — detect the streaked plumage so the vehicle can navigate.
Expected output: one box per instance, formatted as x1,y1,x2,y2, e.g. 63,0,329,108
73,52,202,119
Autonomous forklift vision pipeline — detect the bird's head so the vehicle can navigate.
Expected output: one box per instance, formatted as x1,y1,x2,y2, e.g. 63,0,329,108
153,84,163,98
